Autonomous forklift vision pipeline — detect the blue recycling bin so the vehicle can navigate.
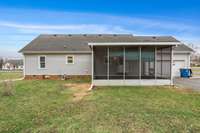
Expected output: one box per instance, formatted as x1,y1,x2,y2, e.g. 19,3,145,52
180,68,192,78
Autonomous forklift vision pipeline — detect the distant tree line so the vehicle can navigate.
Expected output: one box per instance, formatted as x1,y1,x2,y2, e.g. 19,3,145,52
0,58,23,70
0,58,3,70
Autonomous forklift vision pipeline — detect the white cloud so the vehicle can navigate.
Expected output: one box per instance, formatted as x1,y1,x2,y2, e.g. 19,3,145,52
0,21,132,34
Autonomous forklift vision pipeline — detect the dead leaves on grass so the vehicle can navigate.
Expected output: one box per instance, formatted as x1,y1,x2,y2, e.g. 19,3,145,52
64,83,91,102
1,81,15,96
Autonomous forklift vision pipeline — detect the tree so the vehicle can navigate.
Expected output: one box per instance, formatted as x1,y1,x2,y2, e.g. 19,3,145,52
0,58,3,70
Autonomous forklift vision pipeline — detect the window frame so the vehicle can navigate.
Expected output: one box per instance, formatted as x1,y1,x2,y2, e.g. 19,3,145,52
38,55,46,69
66,55,74,64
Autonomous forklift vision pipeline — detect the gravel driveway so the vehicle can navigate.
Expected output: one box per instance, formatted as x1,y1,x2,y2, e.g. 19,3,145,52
174,78,200,91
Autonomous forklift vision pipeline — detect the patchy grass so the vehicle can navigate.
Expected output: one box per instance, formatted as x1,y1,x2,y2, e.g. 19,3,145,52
0,80,200,132
1,81,15,96
0,72,23,80
192,67,200,76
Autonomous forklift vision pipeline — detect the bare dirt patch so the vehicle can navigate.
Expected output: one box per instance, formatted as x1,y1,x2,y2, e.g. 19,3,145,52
64,83,91,101
171,86,198,94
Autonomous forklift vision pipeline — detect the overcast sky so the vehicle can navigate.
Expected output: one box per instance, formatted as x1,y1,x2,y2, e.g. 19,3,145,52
0,0,199,58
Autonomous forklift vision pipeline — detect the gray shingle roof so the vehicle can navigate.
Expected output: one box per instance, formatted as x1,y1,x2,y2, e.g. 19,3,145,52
173,44,194,52
19,34,180,53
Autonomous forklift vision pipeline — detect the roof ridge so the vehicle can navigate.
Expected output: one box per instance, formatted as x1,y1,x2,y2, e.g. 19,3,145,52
39,34,133,37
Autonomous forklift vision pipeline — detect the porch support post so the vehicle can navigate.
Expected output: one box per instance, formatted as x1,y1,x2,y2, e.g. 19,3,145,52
123,47,126,80
107,47,109,80
91,45,94,85
170,46,174,85
139,46,141,79
161,48,163,77
155,46,157,79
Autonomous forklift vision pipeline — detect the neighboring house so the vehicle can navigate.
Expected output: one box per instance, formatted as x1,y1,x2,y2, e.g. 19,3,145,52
19,34,193,86
2,59,23,70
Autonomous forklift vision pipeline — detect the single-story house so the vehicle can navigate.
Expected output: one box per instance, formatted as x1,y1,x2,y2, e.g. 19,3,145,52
19,34,193,86
2,59,23,70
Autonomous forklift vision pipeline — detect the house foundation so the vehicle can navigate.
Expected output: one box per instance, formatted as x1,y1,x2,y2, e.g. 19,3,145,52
24,75,91,80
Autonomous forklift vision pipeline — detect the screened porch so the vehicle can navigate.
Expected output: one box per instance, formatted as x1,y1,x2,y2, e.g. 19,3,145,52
92,45,173,86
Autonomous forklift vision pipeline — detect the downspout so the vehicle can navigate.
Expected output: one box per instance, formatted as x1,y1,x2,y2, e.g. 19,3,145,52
23,54,25,79
89,45,94,90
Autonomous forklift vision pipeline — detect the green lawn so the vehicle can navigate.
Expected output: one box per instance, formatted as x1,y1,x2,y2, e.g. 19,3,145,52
0,72,23,80
0,80,200,132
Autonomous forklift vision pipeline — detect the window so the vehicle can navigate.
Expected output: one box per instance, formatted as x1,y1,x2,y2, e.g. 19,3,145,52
66,56,74,64
39,56,46,69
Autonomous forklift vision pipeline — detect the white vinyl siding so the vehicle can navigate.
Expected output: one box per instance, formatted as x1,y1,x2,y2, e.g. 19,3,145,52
25,54,91,75
173,53,190,77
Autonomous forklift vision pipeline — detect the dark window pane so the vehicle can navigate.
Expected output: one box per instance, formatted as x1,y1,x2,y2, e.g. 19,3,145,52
40,56,45,62
125,46,139,79
109,47,124,79
94,47,108,79
141,47,155,79
40,63,45,68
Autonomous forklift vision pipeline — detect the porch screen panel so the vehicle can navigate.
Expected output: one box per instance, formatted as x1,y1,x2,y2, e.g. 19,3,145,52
93,46,108,79
141,47,155,79
125,46,139,79
109,47,124,79
156,46,171,79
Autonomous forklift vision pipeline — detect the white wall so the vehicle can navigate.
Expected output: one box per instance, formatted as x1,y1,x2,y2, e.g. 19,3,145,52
173,53,190,67
173,53,191,77
24,54,91,75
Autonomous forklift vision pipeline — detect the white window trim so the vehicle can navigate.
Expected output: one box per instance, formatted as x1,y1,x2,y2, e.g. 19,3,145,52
38,55,47,69
66,55,74,64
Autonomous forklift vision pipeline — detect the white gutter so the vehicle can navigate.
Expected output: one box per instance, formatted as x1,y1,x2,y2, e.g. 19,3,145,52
22,51,92,54
173,51,194,54
88,42,181,46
